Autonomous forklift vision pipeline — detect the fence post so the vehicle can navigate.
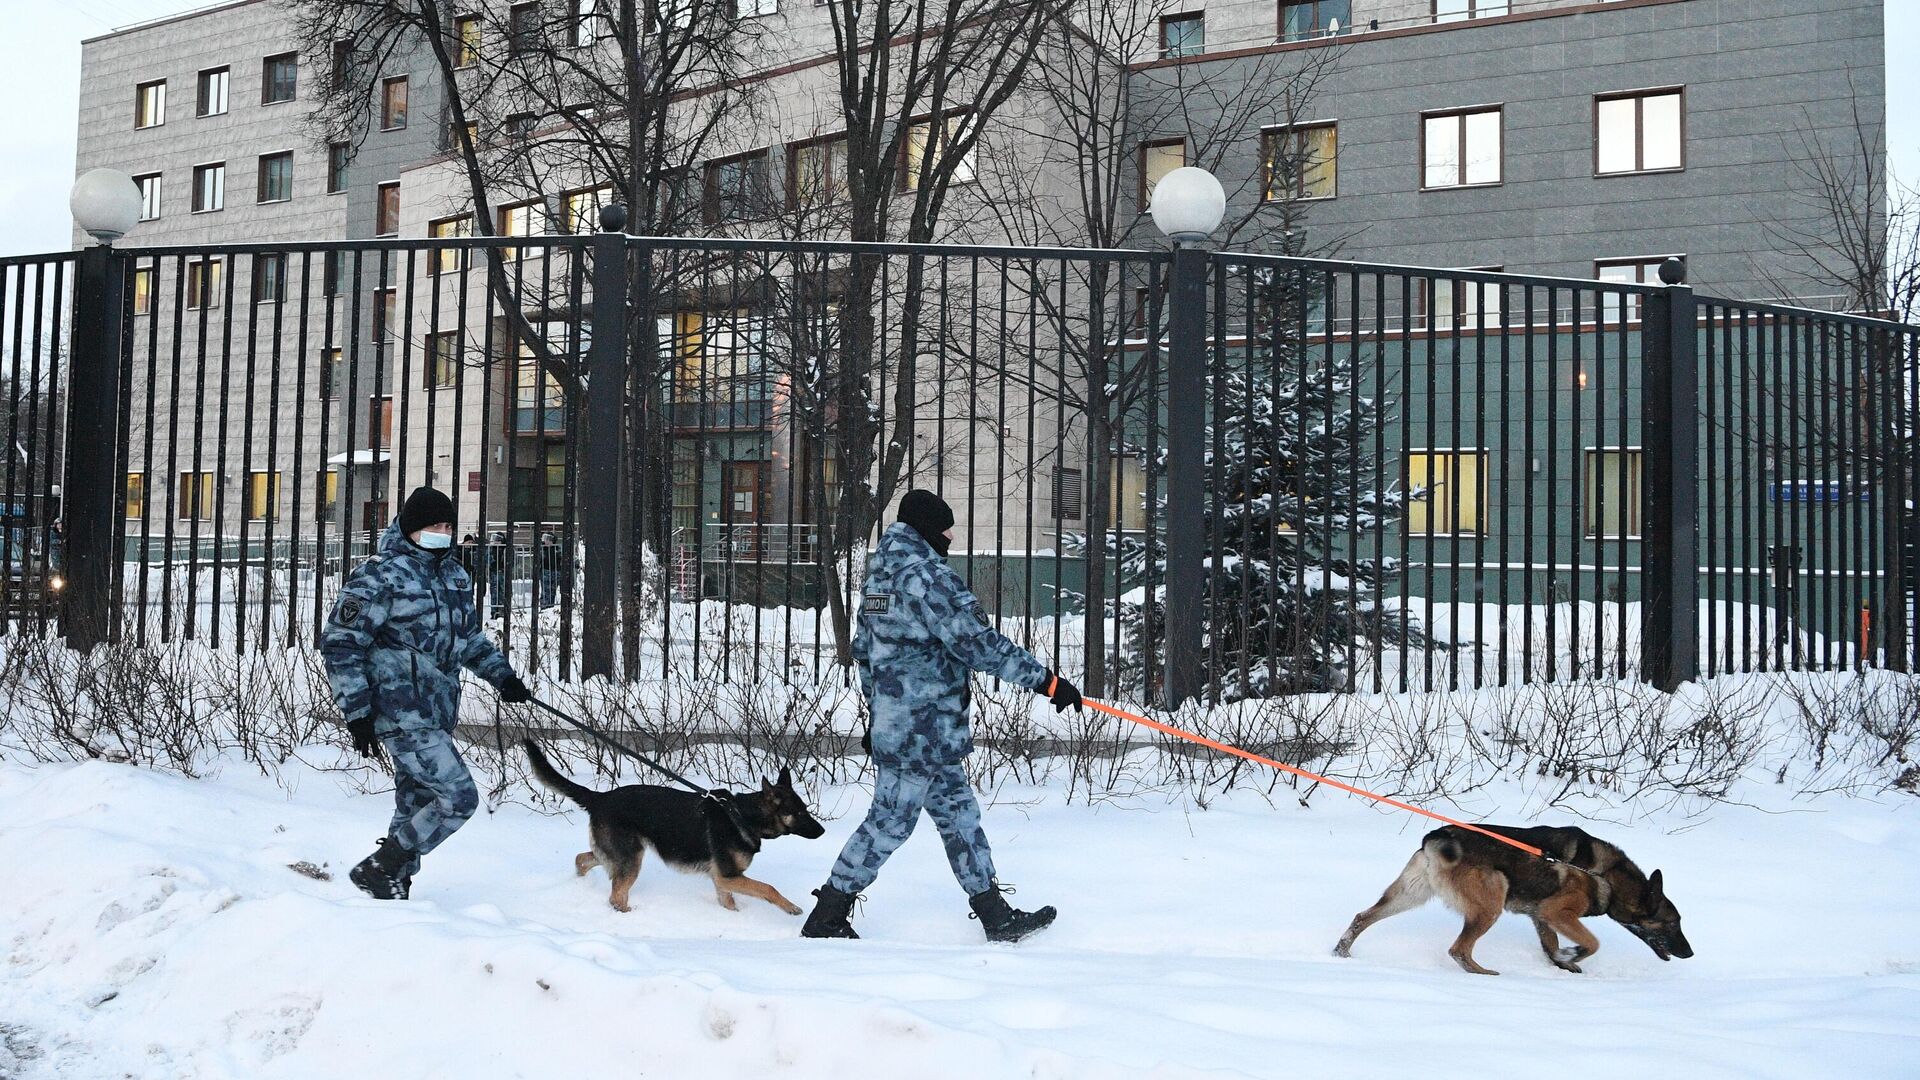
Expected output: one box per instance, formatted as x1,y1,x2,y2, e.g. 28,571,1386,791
1641,257,1698,691
1163,245,1208,708
59,244,128,653
581,205,629,680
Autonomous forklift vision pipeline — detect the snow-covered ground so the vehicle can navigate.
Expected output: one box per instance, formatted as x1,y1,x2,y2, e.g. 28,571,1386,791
2,751,1916,1078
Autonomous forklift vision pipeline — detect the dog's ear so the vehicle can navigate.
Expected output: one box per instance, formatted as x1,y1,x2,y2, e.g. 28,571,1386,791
760,776,773,793
1647,869,1665,905
777,765,792,788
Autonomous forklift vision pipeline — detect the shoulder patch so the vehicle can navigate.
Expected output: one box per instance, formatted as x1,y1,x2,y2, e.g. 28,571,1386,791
969,600,989,624
862,592,892,615
335,596,365,625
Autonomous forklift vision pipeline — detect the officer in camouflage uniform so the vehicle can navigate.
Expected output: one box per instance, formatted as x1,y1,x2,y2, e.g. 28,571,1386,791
802,490,1082,943
322,487,531,900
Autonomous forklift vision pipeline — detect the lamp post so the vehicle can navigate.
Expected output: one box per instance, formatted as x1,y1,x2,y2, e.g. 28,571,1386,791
62,169,140,651
1150,167,1225,708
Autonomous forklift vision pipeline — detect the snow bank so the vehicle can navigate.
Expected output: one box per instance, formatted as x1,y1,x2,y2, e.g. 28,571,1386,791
2,752,1917,1078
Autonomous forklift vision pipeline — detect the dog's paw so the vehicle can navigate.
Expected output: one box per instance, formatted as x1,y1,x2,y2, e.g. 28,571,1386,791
779,901,803,916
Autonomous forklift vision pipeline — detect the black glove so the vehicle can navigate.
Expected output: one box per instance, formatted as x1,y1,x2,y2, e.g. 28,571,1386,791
499,675,532,704
1043,670,1083,714
347,717,385,763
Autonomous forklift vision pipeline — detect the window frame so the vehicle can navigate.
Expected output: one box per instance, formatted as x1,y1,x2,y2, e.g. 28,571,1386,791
427,330,461,390
373,287,397,343
125,472,147,519
1432,0,1509,23
1583,446,1644,540
899,111,977,192
190,161,226,214
1278,0,1351,42
1594,256,1680,324
375,181,401,237
1413,267,1504,332
256,150,294,204
195,66,230,118
327,142,350,194
134,172,162,221
132,266,154,316
1051,466,1084,522
429,215,472,274
735,0,778,17
787,132,850,209
1261,121,1338,202
1593,86,1686,177
1158,12,1204,59
322,348,344,399
245,471,282,522
1406,448,1490,538
250,253,286,305
454,14,483,67
702,150,772,226
380,76,409,131
1420,105,1503,190
508,2,541,56
177,471,217,522
134,79,166,129
261,52,298,105
1138,138,1189,212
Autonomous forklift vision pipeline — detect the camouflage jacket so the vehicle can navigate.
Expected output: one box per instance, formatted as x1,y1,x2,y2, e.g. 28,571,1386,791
853,522,1049,766
321,521,516,737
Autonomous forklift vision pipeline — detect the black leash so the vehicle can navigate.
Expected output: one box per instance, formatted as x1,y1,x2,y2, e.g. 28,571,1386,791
518,696,753,840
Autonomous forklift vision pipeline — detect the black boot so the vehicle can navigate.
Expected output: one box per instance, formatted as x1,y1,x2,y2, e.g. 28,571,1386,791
349,837,414,900
969,884,1055,943
800,885,861,939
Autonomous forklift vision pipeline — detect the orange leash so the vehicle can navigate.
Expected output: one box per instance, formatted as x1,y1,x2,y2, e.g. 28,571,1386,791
1062,687,1546,859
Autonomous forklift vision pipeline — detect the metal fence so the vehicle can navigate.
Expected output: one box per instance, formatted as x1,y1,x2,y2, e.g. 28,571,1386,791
7,226,1918,704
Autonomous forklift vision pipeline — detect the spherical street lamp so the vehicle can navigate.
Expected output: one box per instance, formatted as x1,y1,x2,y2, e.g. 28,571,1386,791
69,169,143,246
1149,166,1226,246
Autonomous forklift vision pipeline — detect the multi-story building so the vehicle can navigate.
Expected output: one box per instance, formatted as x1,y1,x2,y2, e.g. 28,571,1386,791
75,0,1887,620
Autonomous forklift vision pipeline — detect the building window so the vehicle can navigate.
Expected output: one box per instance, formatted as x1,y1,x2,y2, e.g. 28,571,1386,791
788,134,848,208
246,472,281,522
374,288,396,342
262,53,298,104
1584,449,1643,539
704,152,770,225
132,267,154,316
1596,88,1683,175
508,3,541,55
331,40,354,90
177,471,216,521
455,15,482,67
125,473,146,519
499,202,542,258
322,348,344,398
196,67,229,117
1159,12,1204,58
381,76,409,130
370,396,394,447
135,172,162,220
327,142,350,194
192,162,225,212
1415,268,1504,331
1279,1,1350,42
505,112,537,141
563,185,614,234
1423,106,1501,188
736,0,777,15
1262,122,1336,200
376,182,400,236
257,151,294,203
319,469,340,517
427,331,460,389
1052,467,1084,522
185,258,223,310
572,0,607,45
446,117,478,152
134,80,166,128
1595,257,1672,323
902,113,975,191
1407,450,1487,537
1139,139,1187,210
429,216,471,274
251,254,285,304
1433,0,1509,23
515,338,567,433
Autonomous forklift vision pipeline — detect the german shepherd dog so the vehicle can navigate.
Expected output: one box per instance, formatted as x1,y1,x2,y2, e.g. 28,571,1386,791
522,740,826,915
1333,824,1693,975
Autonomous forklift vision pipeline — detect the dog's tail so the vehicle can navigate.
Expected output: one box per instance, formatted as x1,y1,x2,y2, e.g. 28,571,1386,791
521,739,602,809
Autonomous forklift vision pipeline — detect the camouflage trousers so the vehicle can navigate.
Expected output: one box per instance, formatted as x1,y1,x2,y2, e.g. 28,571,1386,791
826,763,995,896
381,726,479,870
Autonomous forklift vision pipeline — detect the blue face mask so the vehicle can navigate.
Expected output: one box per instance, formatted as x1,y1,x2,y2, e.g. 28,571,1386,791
416,531,453,550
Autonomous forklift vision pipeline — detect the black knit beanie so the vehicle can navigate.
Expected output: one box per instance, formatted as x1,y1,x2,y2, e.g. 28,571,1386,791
898,489,955,556
397,486,455,536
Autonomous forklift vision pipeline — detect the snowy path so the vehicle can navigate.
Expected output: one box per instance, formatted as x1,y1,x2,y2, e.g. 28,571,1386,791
2,757,1916,1078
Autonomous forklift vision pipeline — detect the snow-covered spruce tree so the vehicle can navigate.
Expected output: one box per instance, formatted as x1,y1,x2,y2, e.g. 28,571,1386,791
1069,281,1429,700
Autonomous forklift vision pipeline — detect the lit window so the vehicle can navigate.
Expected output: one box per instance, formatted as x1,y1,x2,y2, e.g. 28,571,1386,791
1423,107,1501,188
1407,450,1488,536
499,202,543,258
429,216,471,274
1596,89,1683,175
135,80,166,128
455,15,482,67
125,473,146,519
247,472,281,521
564,186,615,233
132,267,154,316
196,67,229,117
381,77,409,130
903,113,974,191
177,472,216,521
789,135,848,208
1139,140,1187,210
1584,449,1643,538
1262,123,1336,200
